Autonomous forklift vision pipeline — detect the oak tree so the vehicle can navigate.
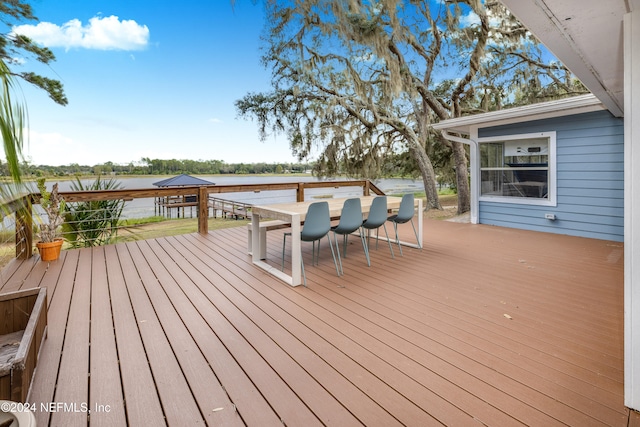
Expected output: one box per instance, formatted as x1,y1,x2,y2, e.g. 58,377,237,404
237,0,584,212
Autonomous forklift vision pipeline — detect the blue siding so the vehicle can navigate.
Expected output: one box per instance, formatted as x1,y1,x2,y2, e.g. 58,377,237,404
478,110,624,241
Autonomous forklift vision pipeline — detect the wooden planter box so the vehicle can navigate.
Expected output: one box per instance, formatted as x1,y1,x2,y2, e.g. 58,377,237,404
0,288,47,402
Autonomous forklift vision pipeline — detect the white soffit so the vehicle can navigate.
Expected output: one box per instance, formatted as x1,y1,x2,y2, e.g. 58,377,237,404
500,0,629,117
432,94,605,135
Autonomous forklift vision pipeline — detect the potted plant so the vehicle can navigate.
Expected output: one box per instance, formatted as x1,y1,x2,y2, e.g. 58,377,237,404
35,178,66,261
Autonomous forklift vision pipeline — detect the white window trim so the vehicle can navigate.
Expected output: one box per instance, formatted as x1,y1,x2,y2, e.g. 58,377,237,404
477,131,557,207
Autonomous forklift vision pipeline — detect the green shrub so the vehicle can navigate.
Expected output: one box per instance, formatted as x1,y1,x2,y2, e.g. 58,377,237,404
62,177,125,247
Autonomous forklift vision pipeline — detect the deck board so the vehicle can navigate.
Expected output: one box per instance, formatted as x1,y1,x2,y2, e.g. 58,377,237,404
50,249,92,427
302,237,625,402
225,222,627,426
27,250,80,427
0,256,40,294
335,267,625,414
226,231,565,426
142,237,284,427
158,234,361,426
1,218,630,426
193,231,479,426
104,245,166,426
151,240,325,427
167,233,413,426
115,242,204,426
89,246,127,426
129,239,243,426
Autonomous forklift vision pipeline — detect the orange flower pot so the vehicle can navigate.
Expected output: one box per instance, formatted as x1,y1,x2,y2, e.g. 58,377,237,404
36,238,64,261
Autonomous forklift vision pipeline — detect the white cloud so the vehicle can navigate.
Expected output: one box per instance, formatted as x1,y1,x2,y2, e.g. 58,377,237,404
208,118,223,124
25,129,88,166
460,9,503,29
12,15,149,51
353,52,378,64
460,12,480,27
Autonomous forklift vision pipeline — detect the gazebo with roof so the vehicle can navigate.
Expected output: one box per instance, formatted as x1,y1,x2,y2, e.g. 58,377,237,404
153,174,214,218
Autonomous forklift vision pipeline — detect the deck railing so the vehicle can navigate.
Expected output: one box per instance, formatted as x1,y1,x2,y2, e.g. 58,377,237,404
3,179,385,261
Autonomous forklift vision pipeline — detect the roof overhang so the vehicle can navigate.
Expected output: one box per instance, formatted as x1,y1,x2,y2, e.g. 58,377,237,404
499,0,639,118
431,93,606,135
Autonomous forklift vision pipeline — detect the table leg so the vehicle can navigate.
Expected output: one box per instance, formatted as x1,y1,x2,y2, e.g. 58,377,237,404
252,214,261,263
417,198,423,248
290,214,301,286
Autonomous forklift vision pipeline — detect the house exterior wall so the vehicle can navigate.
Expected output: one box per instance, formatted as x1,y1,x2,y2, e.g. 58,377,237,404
478,110,624,241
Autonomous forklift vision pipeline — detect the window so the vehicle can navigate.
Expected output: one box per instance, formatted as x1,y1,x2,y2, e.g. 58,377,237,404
478,132,556,206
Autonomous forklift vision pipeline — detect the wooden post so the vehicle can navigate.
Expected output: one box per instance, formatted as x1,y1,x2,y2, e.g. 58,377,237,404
198,187,208,235
15,198,33,259
297,183,305,202
364,180,370,196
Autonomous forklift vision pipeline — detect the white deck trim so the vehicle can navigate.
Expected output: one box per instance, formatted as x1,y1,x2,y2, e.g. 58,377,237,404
624,8,640,411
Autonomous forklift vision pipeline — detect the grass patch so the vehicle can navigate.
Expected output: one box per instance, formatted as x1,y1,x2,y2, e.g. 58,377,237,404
395,189,457,207
438,187,457,196
0,229,14,241
119,216,166,226
437,193,458,207
0,243,15,269
398,188,455,198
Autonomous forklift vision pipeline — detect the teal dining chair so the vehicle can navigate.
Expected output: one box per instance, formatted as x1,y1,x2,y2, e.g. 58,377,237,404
331,198,369,274
361,196,395,260
282,201,340,286
387,193,421,256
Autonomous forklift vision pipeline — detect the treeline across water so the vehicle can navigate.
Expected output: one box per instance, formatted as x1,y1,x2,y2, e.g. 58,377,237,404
11,158,315,178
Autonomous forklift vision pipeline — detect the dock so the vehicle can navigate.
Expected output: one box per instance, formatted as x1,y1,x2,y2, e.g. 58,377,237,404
155,195,251,220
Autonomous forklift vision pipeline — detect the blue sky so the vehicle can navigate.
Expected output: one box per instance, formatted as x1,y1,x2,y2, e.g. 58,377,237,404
12,0,298,166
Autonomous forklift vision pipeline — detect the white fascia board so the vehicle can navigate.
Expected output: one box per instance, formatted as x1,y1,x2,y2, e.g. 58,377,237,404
431,94,605,135
500,0,624,117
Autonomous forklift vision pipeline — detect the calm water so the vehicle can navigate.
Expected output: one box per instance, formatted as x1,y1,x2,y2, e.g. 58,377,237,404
47,175,424,219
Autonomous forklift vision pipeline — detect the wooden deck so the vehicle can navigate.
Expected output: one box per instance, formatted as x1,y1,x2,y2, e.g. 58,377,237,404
0,218,635,426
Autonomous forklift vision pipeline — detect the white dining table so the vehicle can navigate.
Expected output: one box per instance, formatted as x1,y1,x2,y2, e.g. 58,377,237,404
250,195,423,286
